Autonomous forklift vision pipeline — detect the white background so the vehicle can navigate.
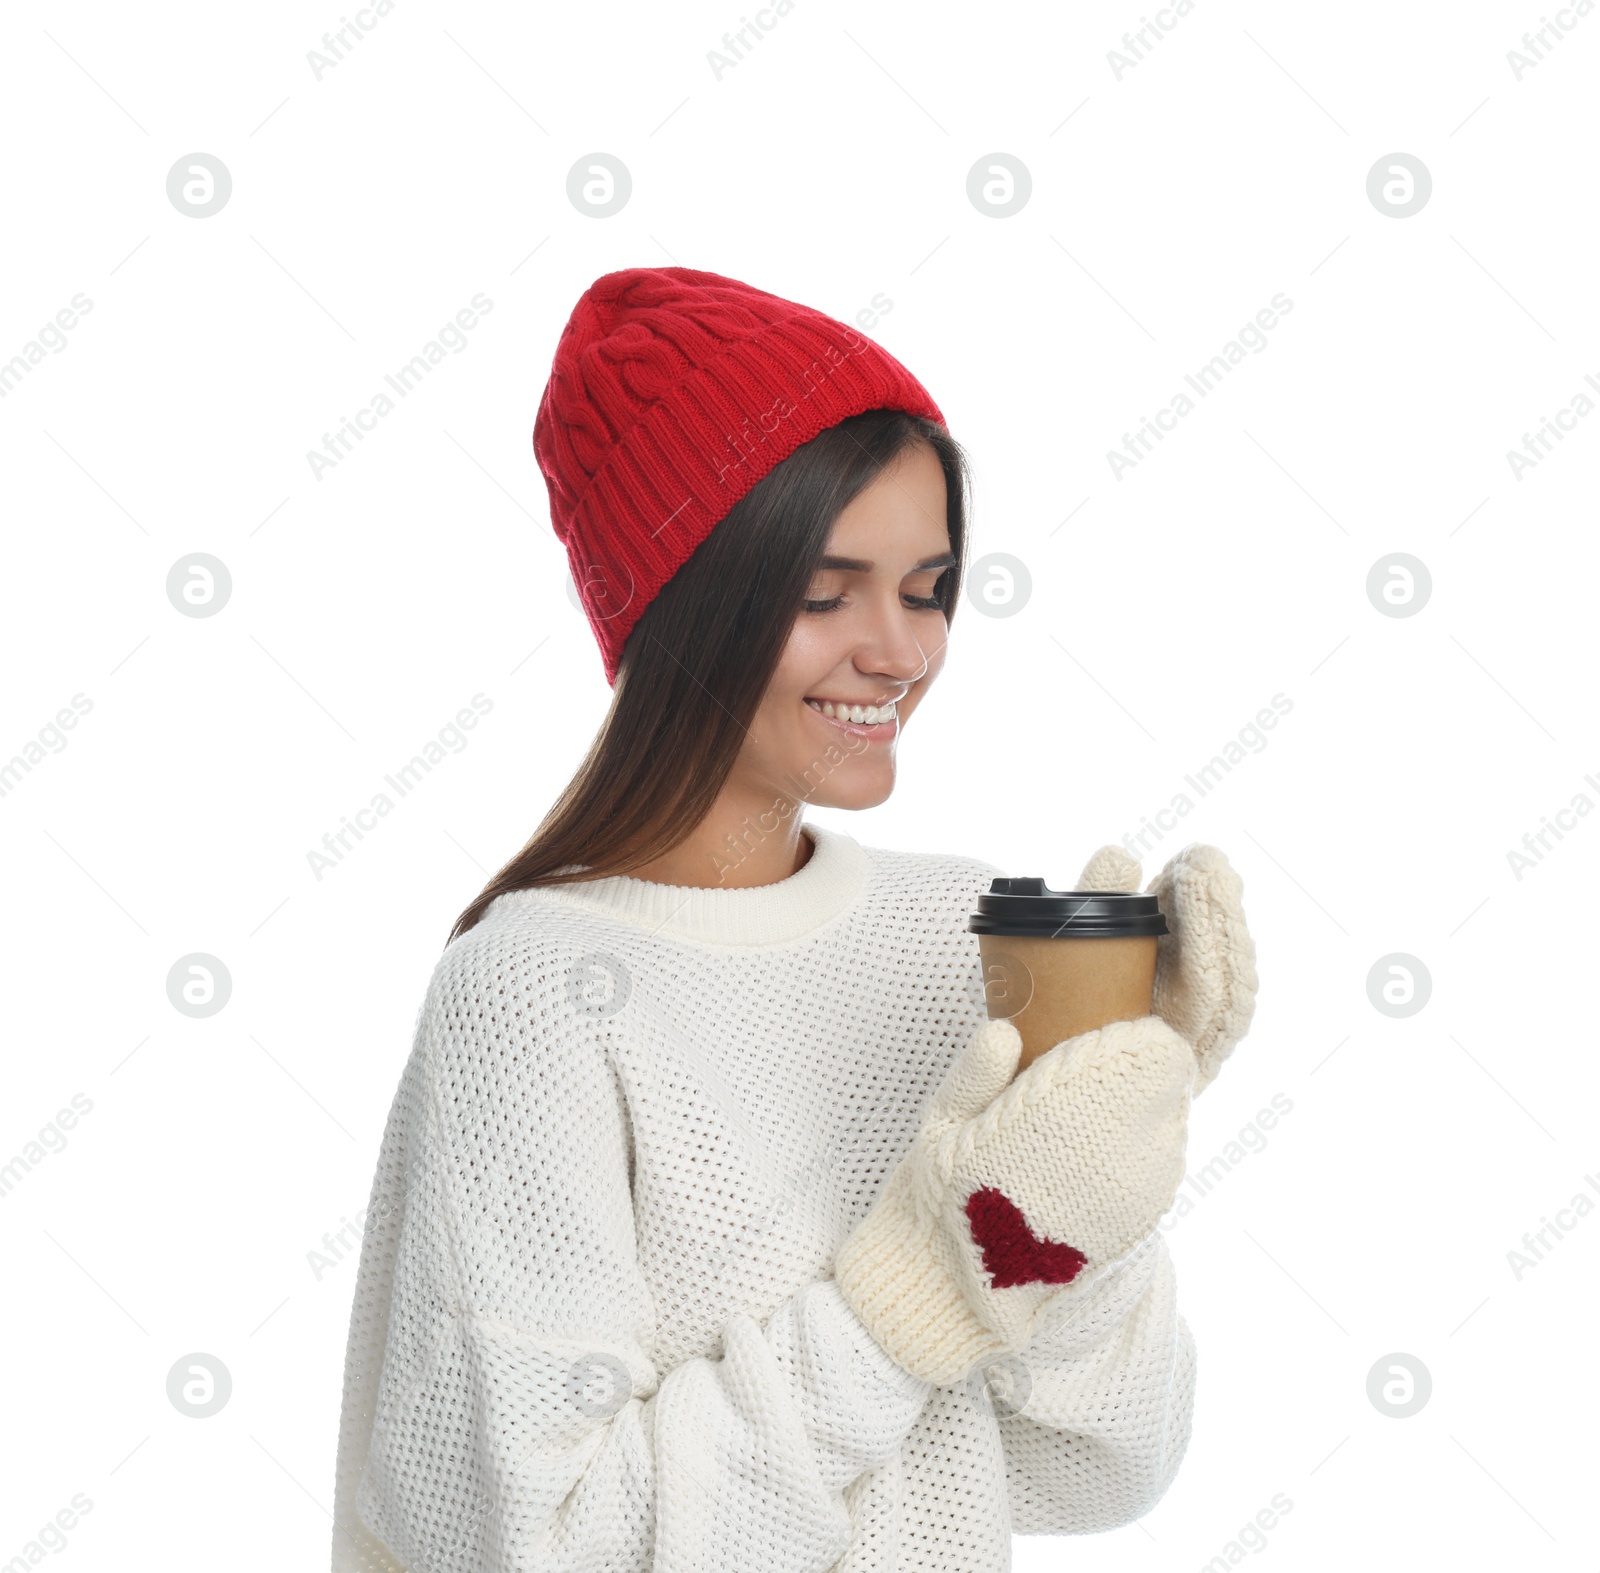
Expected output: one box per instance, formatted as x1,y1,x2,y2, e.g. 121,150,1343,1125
2,0,1596,1567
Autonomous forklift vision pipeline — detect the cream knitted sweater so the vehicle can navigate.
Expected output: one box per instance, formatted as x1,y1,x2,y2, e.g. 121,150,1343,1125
330,821,1196,1572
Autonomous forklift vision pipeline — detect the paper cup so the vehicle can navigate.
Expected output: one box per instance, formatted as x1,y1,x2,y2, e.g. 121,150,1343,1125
968,879,1169,1080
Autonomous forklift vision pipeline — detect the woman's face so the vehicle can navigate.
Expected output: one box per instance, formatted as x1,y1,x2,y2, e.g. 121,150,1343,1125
738,440,953,812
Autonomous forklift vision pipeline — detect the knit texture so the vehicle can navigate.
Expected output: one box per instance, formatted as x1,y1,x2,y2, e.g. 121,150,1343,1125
1147,845,1259,1093
330,823,1195,1571
533,266,946,684
833,1014,1194,1387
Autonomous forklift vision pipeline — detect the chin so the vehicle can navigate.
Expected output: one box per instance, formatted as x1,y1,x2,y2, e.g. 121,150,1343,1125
814,771,897,812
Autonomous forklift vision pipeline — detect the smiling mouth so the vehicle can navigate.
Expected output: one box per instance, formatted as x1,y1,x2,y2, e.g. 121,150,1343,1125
806,700,896,726
802,696,901,739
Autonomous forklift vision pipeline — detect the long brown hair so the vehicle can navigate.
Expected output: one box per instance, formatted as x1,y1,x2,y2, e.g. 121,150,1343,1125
448,408,972,944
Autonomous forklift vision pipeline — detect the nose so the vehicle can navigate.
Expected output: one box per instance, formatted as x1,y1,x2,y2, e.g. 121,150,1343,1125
856,592,940,690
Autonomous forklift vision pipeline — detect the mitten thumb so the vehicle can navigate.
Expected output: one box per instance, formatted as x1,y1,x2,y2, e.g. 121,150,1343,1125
925,1017,1023,1137
1077,844,1143,891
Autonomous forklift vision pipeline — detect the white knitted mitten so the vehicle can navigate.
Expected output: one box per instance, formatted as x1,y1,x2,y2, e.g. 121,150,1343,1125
1077,841,1259,1096
834,1012,1192,1387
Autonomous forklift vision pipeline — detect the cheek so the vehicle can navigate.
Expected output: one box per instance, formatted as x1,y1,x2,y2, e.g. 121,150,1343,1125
765,623,839,712
779,618,841,673
750,679,810,745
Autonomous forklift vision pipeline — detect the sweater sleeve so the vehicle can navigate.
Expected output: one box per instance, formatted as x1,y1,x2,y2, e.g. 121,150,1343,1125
991,1229,1196,1534
330,952,934,1573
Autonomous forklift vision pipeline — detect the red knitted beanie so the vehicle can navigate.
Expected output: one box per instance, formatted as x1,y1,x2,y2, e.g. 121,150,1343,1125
532,266,946,685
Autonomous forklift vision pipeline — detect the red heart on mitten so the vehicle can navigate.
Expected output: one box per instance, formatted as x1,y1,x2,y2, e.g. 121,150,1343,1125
965,1187,1089,1288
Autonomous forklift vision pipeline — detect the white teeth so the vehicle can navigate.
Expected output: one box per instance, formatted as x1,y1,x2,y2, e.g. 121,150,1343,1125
806,699,897,723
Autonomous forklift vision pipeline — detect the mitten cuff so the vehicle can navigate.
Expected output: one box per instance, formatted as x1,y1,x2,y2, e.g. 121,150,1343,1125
833,1169,1010,1388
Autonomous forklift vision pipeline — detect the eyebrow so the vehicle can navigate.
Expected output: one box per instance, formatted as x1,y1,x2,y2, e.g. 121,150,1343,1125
814,551,957,572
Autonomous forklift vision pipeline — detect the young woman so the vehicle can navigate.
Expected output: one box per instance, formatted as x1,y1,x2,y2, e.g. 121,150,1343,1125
330,267,1258,1572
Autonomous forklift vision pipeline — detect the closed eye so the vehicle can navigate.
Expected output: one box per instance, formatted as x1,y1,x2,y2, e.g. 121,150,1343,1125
804,592,944,613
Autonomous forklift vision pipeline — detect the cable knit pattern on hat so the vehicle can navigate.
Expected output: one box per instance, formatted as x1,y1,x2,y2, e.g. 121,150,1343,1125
330,823,1195,1572
533,267,946,684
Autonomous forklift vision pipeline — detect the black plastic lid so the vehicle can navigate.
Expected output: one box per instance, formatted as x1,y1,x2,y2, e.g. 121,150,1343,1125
966,876,1169,938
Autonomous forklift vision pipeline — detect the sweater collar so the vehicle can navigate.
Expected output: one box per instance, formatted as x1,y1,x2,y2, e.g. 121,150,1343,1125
519,820,868,947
